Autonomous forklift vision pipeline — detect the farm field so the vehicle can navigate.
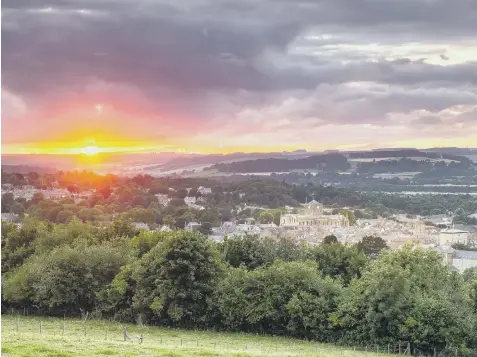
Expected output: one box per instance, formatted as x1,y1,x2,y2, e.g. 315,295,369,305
1,315,397,357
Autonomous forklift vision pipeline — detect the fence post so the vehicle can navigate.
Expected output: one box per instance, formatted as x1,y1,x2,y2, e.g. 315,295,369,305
40,321,42,335
366,345,368,357
62,315,65,335
434,347,436,357
407,342,411,355
16,316,19,332
124,328,127,342
455,348,458,357
399,344,401,355
388,344,390,355
377,345,379,357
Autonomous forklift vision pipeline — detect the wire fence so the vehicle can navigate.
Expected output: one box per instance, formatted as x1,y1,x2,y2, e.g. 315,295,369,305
1,311,464,357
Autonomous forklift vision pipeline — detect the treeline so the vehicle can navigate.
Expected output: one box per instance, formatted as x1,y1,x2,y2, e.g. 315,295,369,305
356,158,472,175
3,171,477,222
348,149,473,165
208,154,350,173
2,219,477,354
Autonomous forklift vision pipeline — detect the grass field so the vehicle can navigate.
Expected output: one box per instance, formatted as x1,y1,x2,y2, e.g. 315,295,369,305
1,315,398,357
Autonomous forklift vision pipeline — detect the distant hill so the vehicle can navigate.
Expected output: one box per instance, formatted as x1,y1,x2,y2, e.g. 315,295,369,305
347,149,472,164
207,153,350,173
1,165,57,174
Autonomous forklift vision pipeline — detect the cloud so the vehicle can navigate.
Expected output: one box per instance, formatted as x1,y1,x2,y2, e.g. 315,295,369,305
1,89,28,120
1,0,477,150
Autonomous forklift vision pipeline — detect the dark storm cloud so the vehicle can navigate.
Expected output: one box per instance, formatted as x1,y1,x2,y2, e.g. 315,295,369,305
2,0,477,135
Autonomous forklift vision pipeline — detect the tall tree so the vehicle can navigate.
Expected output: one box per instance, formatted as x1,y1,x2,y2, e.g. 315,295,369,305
133,231,221,327
356,235,388,259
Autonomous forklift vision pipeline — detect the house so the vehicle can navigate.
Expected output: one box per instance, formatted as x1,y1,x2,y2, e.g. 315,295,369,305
134,222,150,231
159,225,172,232
425,214,453,226
1,213,19,222
184,197,197,204
438,228,469,246
197,186,212,195
453,224,477,233
156,194,171,206
185,222,202,231
219,222,237,234
437,245,477,272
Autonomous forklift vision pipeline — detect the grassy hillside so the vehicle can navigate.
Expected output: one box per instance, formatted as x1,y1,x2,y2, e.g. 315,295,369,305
1,315,397,357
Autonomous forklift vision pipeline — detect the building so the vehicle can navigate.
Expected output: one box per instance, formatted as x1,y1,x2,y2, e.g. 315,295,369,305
438,228,469,246
159,225,172,232
185,222,202,231
1,213,19,222
280,200,349,228
425,214,453,226
134,222,150,231
437,246,477,272
197,186,212,195
155,194,171,206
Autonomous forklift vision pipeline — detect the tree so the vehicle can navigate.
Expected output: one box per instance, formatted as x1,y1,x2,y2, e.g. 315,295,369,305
356,235,388,259
133,231,221,327
334,246,475,351
199,222,213,236
98,186,112,199
314,243,367,285
31,192,45,204
3,242,133,315
215,261,342,338
199,210,220,227
56,210,74,224
66,185,79,193
10,202,25,216
258,211,274,224
323,235,338,244
1,192,15,212
163,215,176,228
221,234,267,270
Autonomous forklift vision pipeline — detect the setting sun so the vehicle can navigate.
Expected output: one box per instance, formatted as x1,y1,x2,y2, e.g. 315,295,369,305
81,145,100,155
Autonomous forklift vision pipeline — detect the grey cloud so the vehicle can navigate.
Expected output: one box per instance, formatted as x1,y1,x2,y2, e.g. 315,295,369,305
415,116,444,125
2,0,477,131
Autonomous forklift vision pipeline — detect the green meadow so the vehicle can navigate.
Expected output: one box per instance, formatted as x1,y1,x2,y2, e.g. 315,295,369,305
1,315,396,357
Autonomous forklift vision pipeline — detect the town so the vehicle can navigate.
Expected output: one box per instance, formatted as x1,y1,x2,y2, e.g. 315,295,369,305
3,172,477,273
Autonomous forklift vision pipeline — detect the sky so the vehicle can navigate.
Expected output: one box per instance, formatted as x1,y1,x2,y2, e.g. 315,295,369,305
2,0,477,155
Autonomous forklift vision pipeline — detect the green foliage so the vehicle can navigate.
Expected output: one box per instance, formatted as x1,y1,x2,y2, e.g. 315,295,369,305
98,263,138,322
314,243,367,285
356,235,389,259
215,260,342,339
2,169,477,353
322,235,338,244
3,241,133,315
221,235,267,270
130,231,171,257
132,231,221,327
335,246,476,351
221,235,312,270
1,192,15,212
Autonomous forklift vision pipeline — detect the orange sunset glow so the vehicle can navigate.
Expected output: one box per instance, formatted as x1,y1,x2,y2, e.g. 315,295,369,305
2,0,476,158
